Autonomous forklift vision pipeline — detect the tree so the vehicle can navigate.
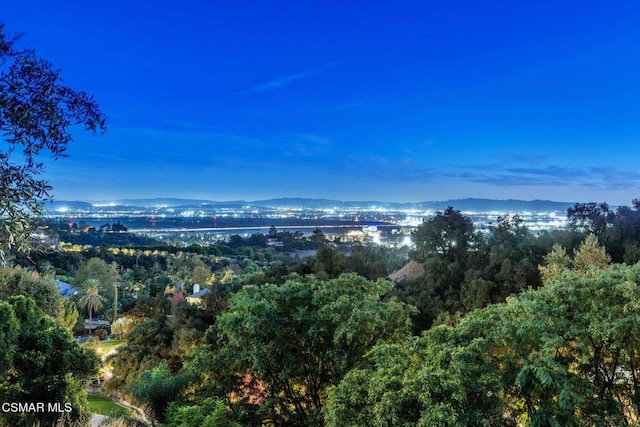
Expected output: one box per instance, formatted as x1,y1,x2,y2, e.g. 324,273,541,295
567,202,613,239
328,264,640,426
0,300,18,379
0,24,106,259
538,243,570,282
403,207,480,331
0,295,98,426
346,245,405,279
311,228,327,243
73,257,119,299
126,363,190,425
0,265,62,317
411,206,476,262
191,265,212,287
312,245,347,278
604,203,640,263
77,278,107,334
216,273,415,426
572,233,611,275
106,315,175,392
58,297,79,331
111,315,135,338
538,234,611,281
325,321,506,426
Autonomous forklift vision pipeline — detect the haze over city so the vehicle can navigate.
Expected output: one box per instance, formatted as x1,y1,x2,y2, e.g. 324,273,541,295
4,1,640,204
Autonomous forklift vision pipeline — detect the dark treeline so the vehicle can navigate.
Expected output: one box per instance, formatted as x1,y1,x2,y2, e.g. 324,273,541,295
397,200,640,333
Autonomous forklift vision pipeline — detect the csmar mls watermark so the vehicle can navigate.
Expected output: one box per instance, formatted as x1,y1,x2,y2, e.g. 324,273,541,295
0,402,72,413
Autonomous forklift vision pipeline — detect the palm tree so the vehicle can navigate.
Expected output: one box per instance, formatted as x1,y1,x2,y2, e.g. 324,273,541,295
77,279,107,335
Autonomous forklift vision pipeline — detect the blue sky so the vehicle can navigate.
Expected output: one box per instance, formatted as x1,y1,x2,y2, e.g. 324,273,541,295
4,1,640,203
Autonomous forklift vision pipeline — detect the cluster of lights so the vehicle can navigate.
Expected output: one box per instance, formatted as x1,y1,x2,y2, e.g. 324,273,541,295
43,202,570,247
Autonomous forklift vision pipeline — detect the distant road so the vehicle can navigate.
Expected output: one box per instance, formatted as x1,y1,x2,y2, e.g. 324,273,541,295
129,224,382,233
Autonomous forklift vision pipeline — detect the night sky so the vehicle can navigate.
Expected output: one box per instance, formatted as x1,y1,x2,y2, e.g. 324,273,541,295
4,1,640,204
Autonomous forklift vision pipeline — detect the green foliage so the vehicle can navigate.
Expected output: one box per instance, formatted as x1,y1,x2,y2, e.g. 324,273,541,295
0,301,19,377
106,316,175,392
201,400,241,427
165,296,223,360
111,316,135,337
0,24,106,259
491,265,640,425
0,295,99,426
167,403,205,427
99,413,150,427
191,265,212,287
312,245,347,278
328,264,640,426
567,202,613,238
403,207,481,331
399,211,552,332
572,233,611,274
77,278,107,333
347,244,408,279
538,243,570,282
125,363,190,424
166,398,240,427
215,273,415,426
167,253,208,285
0,265,62,317
58,297,79,330
538,234,611,281
72,257,118,299
564,199,640,264
412,206,476,263
326,302,511,427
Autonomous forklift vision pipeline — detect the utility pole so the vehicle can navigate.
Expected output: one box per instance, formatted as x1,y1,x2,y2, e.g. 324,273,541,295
113,282,119,323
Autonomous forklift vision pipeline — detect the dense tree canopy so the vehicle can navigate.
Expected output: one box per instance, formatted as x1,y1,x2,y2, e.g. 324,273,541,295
0,265,62,317
411,206,476,263
213,273,415,426
402,209,551,332
126,363,190,425
107,316,175,392
72,257,119,300
326,263,640,426
0,295,98,426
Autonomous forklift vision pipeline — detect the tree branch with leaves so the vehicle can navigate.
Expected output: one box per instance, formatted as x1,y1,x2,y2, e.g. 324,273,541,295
0,24,106,260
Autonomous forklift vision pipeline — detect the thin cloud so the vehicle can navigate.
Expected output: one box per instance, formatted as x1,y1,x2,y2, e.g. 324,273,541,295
453,165,640,190
333,153,640,192
249,62,336,92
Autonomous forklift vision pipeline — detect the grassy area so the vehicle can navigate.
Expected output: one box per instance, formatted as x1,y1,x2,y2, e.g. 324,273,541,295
99,338,126,354
87,393,129,416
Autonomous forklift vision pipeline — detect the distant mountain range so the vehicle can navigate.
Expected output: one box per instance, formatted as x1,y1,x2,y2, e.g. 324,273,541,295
46,197,577,213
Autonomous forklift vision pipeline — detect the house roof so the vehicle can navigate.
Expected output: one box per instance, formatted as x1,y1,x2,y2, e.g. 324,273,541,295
388,261,425,286
189,288,212,299
55,279,77,297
